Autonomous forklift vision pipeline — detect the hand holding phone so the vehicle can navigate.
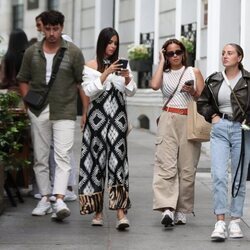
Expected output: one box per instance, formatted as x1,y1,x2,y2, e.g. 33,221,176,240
184,80,194,86
117,59,128,69
181,79,194,93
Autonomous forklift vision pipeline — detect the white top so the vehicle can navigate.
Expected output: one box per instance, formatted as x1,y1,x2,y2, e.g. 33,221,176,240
161,66,196,108
44,52,55,84
82,66,137,101
218,71,242,115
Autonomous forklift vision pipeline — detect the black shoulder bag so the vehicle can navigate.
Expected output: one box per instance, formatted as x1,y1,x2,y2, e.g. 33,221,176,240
24,48,66,109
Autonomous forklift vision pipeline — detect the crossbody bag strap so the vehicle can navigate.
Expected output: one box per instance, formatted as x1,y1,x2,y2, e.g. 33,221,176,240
47,48,66,89
222,71,247,197
222,71,245,116
162,67,187,109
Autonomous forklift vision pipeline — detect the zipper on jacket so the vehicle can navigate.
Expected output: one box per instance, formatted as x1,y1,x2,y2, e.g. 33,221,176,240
207,83,220,112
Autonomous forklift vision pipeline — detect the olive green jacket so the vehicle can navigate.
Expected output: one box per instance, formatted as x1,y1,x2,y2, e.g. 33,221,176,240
17,38,84,120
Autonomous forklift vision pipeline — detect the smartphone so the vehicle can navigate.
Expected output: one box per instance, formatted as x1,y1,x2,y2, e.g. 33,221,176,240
184,80,194,86
117,59,128,69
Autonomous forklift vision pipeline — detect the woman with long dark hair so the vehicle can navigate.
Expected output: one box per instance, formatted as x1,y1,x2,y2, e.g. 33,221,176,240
79,27,137,230
151,38,204,228
198,43,250,242
0,28,28,90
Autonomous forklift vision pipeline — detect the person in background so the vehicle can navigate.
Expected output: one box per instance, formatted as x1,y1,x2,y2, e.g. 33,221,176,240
17,10,85,221
35,13,44,41
0,28,28,91
197,43,250,242
150,38,204,228
79,27,137,230
0,28,29,190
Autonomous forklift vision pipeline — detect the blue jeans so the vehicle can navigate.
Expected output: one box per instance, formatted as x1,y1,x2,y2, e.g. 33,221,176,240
211,118,250,217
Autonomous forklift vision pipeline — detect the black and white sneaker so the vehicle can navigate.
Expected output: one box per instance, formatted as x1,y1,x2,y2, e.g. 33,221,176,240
161,209,174,228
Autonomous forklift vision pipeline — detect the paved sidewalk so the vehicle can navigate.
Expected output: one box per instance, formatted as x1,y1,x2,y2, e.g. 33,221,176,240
0,124,250,250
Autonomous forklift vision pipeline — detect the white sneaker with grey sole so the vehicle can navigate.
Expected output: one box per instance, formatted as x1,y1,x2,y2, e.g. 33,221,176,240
228,219,243,238
211,220,227,242
64,190,77,202
53,199,70,221
32,197,52,216
174,211,186,225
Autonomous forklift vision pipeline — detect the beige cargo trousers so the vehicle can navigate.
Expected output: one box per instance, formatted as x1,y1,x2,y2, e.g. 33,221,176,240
152,111,201,213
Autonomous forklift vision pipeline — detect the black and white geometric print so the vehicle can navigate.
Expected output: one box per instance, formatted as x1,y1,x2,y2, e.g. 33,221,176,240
79,85,131,214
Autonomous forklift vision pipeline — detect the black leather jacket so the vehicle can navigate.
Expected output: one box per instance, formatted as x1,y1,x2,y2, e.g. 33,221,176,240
197,69,250,124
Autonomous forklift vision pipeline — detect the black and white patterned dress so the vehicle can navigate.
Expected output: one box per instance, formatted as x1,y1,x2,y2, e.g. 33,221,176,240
79,66,137,215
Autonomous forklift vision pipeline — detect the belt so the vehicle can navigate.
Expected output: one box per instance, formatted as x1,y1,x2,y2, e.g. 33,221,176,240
162,107,188,115
221,113,234,121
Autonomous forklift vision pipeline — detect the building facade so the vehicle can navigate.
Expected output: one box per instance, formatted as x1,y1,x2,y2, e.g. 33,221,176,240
0,0,250,133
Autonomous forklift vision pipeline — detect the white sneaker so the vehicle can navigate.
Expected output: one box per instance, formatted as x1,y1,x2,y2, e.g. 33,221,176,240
64,190,77,202
161,209,174,228
32,197,52,216
53,199,70,221
174,211,186,225
51,212,64,221
211,220,227,242
228,219,243,238
34,193,42,200
49,195,56,202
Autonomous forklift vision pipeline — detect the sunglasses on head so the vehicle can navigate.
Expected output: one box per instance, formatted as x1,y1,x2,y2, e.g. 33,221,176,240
165,49,184,58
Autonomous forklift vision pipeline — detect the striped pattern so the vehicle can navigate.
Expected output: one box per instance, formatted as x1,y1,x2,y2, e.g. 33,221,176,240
161,66,196,108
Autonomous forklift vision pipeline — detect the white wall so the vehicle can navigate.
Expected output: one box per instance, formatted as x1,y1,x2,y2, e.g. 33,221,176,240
181,0,197,25
0,0,14,52
207,0,241,75
241,0,250,71
140,0,155,33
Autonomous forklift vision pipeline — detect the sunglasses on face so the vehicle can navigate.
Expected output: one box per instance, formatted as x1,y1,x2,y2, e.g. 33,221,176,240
165,49,184,58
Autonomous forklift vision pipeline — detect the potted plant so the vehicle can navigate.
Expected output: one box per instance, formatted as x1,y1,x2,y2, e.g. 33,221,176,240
127,44,152,72
180,36,195,66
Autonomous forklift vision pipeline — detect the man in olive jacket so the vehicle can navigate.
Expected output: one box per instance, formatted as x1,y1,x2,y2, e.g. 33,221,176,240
17,10,84,221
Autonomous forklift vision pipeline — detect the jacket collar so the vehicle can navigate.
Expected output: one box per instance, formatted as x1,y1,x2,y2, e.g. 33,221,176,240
36,37,68,52
208,68,250,83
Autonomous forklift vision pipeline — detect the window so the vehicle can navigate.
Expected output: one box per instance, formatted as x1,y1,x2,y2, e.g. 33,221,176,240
27,0,39,10
12,4,24,29
202,0,208,27
47,0,59,10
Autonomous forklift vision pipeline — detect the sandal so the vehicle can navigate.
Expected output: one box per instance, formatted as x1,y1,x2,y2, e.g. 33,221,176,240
116,216,130,230
92,213,103,226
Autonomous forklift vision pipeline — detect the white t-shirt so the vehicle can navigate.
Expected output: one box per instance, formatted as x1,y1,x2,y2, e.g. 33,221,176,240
44,52,55,84
218,71,242,115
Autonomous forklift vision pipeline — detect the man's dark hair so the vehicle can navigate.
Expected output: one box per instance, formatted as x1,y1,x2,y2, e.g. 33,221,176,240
35,12,44,21
41,10,64,26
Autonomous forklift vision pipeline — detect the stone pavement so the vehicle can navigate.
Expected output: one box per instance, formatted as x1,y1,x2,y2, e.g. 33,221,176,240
0,121,250,250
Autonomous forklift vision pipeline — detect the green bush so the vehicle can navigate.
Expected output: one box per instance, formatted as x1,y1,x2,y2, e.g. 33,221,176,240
0,91,30,170
180,36,194,53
